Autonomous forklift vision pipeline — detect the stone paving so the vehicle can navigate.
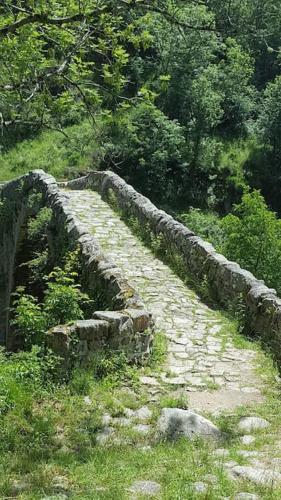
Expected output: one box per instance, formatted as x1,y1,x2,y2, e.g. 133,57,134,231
65,189,264,412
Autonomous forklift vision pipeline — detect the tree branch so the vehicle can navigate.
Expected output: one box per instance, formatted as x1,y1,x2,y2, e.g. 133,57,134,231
122,1,217,32
0,11,93,38
0,2,217,40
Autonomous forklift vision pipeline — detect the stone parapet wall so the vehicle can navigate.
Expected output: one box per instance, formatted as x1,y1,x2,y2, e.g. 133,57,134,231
0,170,153,363
67,170,281,361
47,309,152,367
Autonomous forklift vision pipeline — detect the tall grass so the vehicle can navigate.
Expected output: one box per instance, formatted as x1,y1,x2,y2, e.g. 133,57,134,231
0,120,98,182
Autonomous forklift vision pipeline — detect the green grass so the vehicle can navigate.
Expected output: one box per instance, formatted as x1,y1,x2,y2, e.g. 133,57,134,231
2,329,281,498
0,120,98,182
3,130,281,497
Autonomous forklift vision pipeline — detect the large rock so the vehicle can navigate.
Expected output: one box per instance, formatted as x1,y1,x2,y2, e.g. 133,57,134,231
124,308,151,332
231,466,281,486
157,408,222,441
129,480,161,497
235,494,259,500
238,417,270,433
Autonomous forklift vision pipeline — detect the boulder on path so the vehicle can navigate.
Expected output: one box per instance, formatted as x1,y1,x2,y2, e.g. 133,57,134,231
157,408,222,441
231,465,281,486
235,494,260,500
238,417,270,433
129,480,161,497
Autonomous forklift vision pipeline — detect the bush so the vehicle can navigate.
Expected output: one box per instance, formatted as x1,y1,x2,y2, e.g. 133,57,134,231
221,190,281,294
179,209,225,250
11,256,90,348
44,267,87,327
11,292,47,348
27,207,52,242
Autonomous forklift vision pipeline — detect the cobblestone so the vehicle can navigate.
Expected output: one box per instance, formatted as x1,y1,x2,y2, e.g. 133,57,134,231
65,189,264,411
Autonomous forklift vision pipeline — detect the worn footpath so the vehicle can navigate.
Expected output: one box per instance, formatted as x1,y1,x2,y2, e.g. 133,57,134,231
65,189,264,413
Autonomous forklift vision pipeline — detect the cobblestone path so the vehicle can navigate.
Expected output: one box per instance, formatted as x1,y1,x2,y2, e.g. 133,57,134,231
65,189,264,413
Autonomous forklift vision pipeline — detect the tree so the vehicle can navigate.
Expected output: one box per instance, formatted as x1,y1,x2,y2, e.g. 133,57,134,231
0,0,219,147
257,76,281,164
208,0,281,88
221,190,281,293
217,38,256,135
99,102,186,203
245,76,281,213
0,1,152,144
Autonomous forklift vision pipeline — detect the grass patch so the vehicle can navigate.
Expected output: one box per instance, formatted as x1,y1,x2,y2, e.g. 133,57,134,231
1,338,281,498
0,120,98,182
159,393,189,409
147,331,168,370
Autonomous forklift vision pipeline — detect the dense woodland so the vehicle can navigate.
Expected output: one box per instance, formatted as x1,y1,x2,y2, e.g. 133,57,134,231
1,0,281,294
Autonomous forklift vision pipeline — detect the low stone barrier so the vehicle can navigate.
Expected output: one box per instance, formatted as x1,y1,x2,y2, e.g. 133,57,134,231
67,170,281,362
0,170,153,363
47,309,152,367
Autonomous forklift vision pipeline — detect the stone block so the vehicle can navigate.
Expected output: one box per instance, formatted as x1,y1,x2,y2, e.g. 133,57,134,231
46,325,72,355
124,309,151,333
78,340,88,356
93,310,128,330
75,319,109,341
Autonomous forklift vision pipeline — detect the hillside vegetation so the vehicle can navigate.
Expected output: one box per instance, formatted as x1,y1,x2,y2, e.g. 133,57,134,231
1,1,281,498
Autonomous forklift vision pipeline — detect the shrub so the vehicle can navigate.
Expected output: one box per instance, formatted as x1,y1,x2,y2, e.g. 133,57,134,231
44,267,87,327
179,209,225,250
11,292,47,348
11,255,90,348
27,207,52,242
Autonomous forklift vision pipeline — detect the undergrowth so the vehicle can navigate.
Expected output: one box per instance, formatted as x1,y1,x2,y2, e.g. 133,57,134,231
0,120,97,182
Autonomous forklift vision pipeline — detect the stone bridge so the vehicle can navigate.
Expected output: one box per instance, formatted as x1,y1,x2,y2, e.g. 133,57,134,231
1,169,281,409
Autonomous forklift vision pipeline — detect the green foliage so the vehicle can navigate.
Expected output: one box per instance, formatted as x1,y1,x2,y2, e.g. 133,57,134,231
0,346,59,416
0,1,152,144
180,191,281,296
179,209,225,249
217,38,256,135
11,292,47,349
27,207,52,242
92,351,129,381
11,252,90,348
0,345,102,475
221,191,281,294
91,351,139,388
0,121,96,182
44,267,86,327
100,102,186,203
27,250,49,285
148,331,167,370
160,394,189,410
245,76,281,213
257,76,281,162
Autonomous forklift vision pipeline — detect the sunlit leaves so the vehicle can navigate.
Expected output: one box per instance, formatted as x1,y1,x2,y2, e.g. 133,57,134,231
0,0,151,136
